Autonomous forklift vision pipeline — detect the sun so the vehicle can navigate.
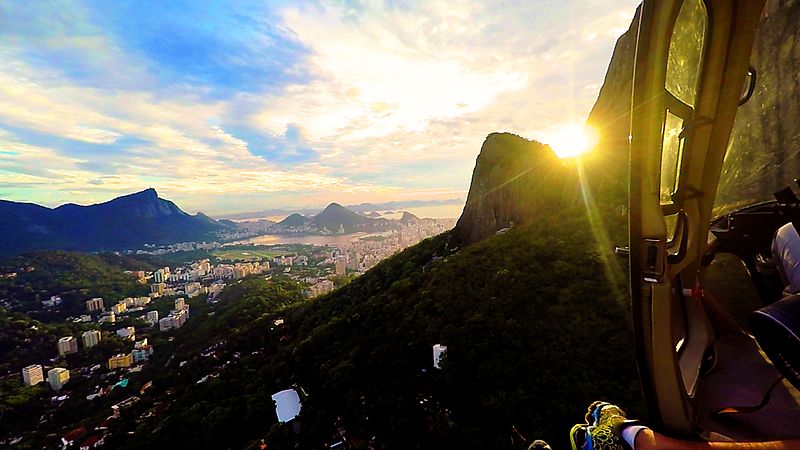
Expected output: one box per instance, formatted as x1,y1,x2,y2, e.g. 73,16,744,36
547,124,599,159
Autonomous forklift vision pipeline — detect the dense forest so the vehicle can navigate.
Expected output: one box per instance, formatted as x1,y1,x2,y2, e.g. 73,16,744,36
0,251,151,320
116,211,641,450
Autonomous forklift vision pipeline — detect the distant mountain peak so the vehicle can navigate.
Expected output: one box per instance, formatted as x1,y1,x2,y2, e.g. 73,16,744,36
309,202,374,233
278,213,309,227
400,211,420,223
127,188,159,200
0,189,230,257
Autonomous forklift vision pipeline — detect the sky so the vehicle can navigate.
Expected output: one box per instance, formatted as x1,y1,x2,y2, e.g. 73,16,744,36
0,0,640,216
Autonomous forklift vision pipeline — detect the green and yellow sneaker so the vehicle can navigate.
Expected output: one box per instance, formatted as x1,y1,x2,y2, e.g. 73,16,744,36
570,401,641,450
528,439,553,450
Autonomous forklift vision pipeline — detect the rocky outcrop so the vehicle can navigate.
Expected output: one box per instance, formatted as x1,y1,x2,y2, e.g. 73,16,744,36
718,1,800,207
585,1,800,209
453,133,579,245
449,2,800,247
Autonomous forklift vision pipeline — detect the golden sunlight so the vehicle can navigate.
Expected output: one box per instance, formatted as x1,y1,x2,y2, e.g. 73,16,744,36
547,124,599,159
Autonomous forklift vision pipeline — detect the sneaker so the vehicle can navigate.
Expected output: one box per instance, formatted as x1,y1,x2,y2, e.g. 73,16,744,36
570,401,640,450
529,440,553,450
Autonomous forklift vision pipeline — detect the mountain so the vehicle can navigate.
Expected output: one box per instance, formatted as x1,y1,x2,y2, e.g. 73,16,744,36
109,124,641,449
399,211,419,223
117,200,640,450
220,199,464,221
0,189,233,257
220,207,320,221
454,133,580,245
308,202,379,233
586,1,800,211
0,250,152,320
346,198,464,213
277,213,309,228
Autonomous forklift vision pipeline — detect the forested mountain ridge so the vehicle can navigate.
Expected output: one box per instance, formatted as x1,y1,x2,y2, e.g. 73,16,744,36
454,133,579,245
0,189,233,257
120,217,641,450
307,203,384,233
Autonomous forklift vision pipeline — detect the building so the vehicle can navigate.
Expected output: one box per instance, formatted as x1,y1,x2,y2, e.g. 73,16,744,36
132,296,150,307
57,336,78,356
208,281,225,298
116,326,135,341
145,310,159,325
132,339,153,362
21,364,44,386
42,295,62,307
348,250,360,271
85,297,104,312
150,283,165,296
107,353,133,369
81,330,102,349
153,268,170,283
159,309,187,331
48,367,70,390
111,396,140,418
174,298,186,311
335,261,346,275
185,282,204,298
199,260,211,273
111,302,126,314
99,311,116,324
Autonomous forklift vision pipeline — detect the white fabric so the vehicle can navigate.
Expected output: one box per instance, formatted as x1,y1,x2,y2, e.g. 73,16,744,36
621,425,647,449
773,223,800,293
432,344,447,369
271,389,302,423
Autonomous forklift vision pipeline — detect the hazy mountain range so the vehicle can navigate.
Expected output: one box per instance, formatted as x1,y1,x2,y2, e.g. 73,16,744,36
0,189,233,257
275,202,419,234
220,198,463,220
0,192,433,258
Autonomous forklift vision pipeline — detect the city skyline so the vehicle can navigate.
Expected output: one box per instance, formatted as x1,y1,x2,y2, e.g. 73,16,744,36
0,0,639,215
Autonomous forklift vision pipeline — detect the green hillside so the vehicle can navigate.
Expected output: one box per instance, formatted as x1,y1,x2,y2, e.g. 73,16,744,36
0,251,150,320
122,211,642,449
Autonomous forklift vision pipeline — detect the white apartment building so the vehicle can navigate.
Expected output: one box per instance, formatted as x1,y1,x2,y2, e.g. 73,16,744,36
57,336,78,356
21,364,44,386
85,297,104,312
82,330,102,349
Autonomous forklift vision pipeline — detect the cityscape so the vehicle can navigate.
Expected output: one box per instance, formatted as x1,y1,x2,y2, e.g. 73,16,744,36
0,207,455,448
4,0,797,449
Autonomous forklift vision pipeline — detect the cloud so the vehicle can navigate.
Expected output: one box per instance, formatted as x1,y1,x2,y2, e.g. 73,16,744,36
247,0,639,187
0,0,641,213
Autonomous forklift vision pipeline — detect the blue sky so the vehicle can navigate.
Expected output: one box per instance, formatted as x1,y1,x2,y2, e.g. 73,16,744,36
0,0,640,215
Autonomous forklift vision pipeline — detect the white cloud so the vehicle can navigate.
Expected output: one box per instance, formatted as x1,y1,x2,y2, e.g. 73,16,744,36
248,1,639,184
0,0,641,212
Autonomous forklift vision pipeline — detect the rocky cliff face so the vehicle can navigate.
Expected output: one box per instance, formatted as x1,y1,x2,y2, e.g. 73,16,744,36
718,0,800,207
453,2,800,246
585,1,800,210
453,133,579,245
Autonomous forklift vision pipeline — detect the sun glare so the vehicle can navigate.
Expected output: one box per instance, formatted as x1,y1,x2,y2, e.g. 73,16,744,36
548,124,599,159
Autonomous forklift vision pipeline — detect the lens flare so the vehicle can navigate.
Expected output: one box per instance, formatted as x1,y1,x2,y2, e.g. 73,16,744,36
547,124,599,159
575,161,626,301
